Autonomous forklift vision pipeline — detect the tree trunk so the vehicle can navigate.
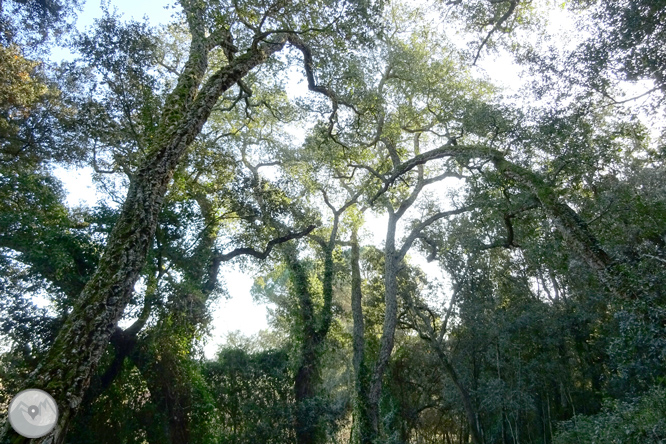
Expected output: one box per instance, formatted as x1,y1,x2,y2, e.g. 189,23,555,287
365,213,400,440
294,343,319,444
286,240,336,444
350,228,373,444
439,354,484,444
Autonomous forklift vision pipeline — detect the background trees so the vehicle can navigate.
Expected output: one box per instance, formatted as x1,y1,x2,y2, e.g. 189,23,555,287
1,0,665,443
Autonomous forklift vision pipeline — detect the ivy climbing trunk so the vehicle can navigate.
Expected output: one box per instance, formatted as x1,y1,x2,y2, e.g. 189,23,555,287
285,191,344,444
350,227,373,444
287,241,335,444
364,212,400,442
289,250,322,444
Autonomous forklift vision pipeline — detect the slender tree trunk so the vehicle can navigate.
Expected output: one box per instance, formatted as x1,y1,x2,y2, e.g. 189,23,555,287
351,228,365,384
438,353,483,444
365,214,400,440
357,164,453,441
350,228,373,444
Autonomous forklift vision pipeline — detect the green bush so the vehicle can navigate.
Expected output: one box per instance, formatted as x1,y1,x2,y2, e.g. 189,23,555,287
554,385,666,444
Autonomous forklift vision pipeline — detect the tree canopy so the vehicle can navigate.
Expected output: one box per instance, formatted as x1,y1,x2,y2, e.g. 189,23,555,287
1,1,665,443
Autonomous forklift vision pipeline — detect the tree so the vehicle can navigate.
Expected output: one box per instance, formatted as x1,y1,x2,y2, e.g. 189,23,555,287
293,6,494,440
569,0,666,105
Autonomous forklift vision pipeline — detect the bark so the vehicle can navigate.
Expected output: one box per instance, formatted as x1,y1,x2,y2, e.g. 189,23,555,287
83,289,153,405
0,22,291,442
286,246,324,444
366,213,399,436
350,227,373,444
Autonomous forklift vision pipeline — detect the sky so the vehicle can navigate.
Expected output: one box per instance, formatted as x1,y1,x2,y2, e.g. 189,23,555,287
47,0,579,359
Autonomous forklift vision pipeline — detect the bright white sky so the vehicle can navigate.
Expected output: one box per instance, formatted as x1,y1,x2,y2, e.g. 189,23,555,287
49,0,578,359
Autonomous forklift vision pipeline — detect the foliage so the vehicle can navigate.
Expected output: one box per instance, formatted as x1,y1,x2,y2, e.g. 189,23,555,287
572,0,666,105
0,0,82,48
553,385,666,444
205,347,295,444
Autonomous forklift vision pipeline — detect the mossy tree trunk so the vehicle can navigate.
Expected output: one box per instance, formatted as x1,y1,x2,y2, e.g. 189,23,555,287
350,227,374,444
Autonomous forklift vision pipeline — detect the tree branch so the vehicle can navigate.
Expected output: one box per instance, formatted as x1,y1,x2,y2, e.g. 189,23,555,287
399,206,474,260
472,0,519,65
369,142,497,204
212,225,317,263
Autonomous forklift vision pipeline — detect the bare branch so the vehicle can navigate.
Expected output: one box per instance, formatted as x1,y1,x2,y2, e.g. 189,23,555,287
349,163,387,182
